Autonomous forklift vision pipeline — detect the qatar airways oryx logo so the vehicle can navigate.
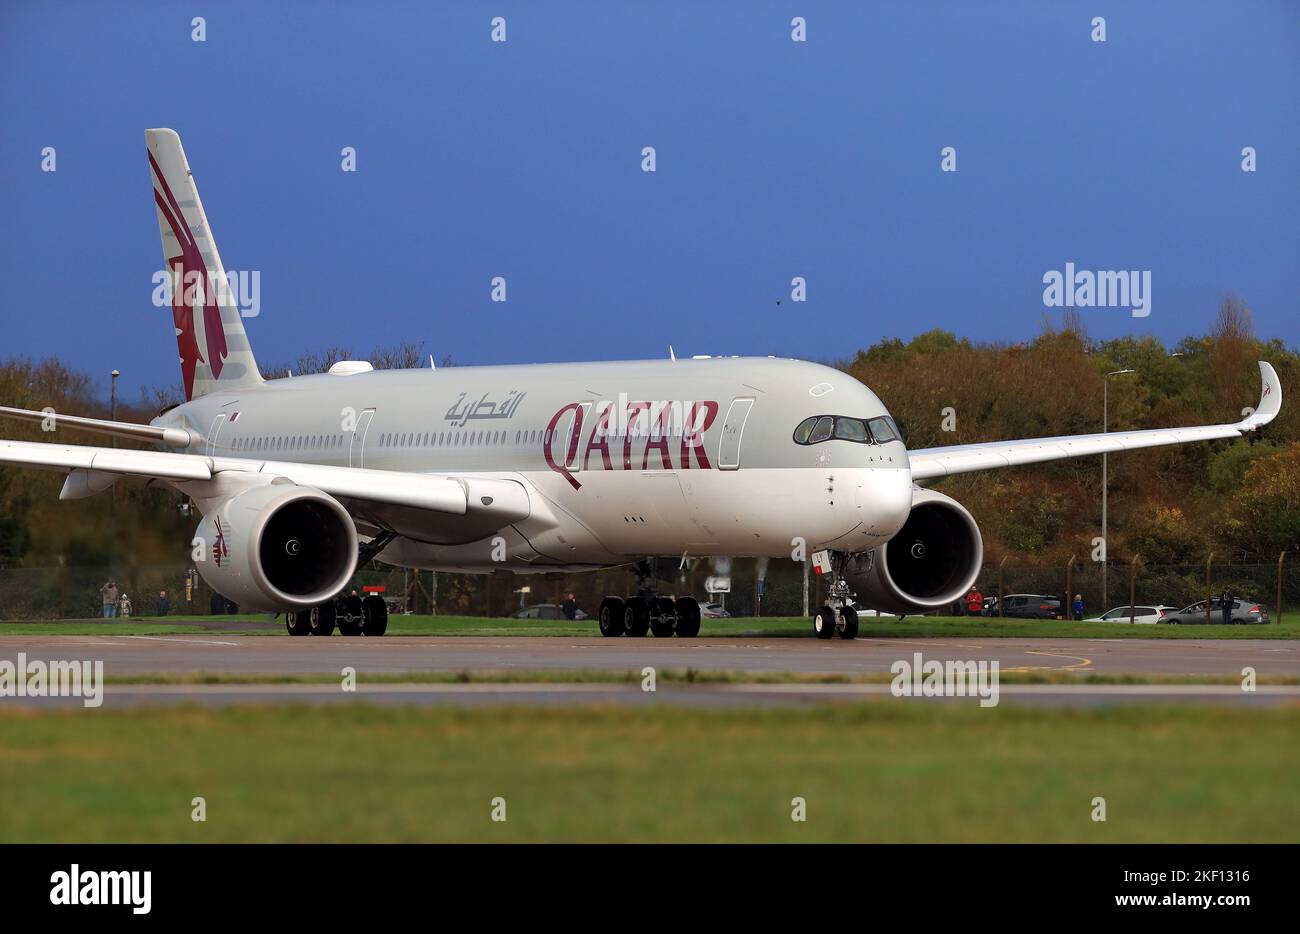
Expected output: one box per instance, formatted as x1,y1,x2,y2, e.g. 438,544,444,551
1042,262,1152,318
545,397,719,490
50,865,151,914
212,517,230,567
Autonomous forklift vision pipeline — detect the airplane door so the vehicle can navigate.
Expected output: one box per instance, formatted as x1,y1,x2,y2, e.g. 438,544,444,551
349,408,376,468
206,413,227,456
717,398,754,470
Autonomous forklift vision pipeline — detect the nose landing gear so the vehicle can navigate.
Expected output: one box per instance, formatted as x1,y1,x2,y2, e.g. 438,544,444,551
812,550,861,640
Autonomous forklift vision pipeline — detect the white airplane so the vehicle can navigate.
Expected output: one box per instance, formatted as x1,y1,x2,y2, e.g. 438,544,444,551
0,129,1283,639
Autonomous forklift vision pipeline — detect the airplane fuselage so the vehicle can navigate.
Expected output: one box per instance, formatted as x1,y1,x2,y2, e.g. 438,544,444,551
155,357,915,573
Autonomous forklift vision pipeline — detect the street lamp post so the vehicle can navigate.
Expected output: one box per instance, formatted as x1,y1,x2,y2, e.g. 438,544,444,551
110,370,120,448
110,369,120,512
1102,368,1135,608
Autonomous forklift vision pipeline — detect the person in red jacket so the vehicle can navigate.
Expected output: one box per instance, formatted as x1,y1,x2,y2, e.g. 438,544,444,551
966,587,984,617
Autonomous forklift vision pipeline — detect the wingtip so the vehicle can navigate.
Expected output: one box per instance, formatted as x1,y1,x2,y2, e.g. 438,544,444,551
1239,360,1281,431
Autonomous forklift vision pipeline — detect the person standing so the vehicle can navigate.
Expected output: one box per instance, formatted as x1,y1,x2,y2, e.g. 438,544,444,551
560,592,578,620
118,593,132,618
1071,593,1084,621
99,580,119,619
1220,590,1233,625
966,586,983,617
157,589,171,617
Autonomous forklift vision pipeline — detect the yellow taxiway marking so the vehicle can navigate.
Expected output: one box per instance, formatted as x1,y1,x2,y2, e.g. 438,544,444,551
859,639,987,650
997,650,1094,674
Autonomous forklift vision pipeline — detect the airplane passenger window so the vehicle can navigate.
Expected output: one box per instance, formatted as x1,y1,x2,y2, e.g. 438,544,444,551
808,416,834,443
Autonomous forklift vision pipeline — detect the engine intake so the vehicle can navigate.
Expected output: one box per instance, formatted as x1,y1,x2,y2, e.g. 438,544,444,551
844,488,983,615
194,483,358,612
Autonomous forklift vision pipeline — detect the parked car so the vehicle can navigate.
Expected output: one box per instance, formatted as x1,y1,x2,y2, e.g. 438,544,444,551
1162,599,1270,625
994,594,1064,620
701,602,730,618
511,603,588,621
1084,605,1179,625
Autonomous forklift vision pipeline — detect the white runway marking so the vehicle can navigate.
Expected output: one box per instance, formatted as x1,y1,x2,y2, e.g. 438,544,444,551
124,636,239,646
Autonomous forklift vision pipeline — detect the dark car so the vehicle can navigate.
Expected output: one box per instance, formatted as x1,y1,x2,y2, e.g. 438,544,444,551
511,603,588,621
1163,599,1270,625
995,594,1064,620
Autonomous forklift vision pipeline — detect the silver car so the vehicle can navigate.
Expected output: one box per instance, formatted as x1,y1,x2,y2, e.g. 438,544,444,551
1163,599,1270,625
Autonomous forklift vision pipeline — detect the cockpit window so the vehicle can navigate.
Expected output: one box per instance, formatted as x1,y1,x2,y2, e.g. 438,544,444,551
833,417,870,443
793,416,818,444
793,414,899,446
867,416,898,444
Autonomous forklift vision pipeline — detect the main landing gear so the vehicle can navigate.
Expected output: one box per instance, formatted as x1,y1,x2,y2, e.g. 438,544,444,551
287,533,396,636
286,592,388,637
597,560,701,638
812,550,859,641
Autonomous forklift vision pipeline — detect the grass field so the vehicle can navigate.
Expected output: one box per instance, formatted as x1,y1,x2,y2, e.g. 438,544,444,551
2,613,1297,639
1,703,1295,842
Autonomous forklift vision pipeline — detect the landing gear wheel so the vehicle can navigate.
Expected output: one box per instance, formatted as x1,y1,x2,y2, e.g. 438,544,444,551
674,597,701,638
286,610,311,636
623,596,651,637
649,597,677,637
598,597,626,637
309,601,337,636
361,594,388,636
337,594,364,636
838,606,859,640
813,606,836,640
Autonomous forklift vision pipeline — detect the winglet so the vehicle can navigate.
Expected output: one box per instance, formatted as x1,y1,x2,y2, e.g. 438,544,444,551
1238,361,1282,431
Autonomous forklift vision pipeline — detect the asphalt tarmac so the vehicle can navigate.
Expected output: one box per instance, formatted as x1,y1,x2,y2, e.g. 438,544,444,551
0,635,1296,708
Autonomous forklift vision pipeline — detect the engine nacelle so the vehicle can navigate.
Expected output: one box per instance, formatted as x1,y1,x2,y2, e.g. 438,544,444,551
844,488,983,615
194,483,358,613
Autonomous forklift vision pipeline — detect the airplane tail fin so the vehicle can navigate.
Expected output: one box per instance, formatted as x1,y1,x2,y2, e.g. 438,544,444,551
146,128,263,400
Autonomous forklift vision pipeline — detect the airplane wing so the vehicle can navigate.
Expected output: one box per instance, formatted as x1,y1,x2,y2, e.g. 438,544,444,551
0,404,197,447
909,360,1281,481
0,437,530,523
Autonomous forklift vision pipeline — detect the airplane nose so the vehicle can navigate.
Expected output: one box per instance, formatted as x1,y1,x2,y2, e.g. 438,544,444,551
853,466,913,542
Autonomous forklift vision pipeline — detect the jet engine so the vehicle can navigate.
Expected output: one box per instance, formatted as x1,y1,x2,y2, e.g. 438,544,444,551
844,488,983,615
193,483,358,613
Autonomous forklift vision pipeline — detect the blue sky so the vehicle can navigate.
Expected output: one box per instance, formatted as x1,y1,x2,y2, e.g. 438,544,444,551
1,1,1296,399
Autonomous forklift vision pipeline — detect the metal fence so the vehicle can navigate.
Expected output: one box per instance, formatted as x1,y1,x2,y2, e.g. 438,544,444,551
0,555,1292,622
